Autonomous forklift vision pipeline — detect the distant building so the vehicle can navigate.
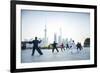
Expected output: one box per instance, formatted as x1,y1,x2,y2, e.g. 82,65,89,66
54,33,57,43
21,41,26,49
58,35,61,46
58,27,62,46
84,38,90,47
41,24,48,47
21,41,33,49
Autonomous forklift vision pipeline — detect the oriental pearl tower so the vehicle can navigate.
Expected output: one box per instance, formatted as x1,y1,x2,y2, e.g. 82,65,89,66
44,24,48,47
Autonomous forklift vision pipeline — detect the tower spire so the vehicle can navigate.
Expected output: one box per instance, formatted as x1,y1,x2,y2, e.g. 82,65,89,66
44,23,48,47
44,24,47,39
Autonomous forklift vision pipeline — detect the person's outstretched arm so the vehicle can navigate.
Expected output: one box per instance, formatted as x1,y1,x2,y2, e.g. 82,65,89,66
28,40,33,44
38,40,42,43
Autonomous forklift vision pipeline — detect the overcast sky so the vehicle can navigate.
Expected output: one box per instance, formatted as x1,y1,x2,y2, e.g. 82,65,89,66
21,10,90,44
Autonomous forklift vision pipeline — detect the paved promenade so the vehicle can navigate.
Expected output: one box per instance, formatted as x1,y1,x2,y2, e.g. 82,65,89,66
21,47,90,63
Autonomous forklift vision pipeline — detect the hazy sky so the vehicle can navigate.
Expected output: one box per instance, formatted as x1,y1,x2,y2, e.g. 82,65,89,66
21,10,90,44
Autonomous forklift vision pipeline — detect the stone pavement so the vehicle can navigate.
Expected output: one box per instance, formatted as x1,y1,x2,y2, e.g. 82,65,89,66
21,47,90,63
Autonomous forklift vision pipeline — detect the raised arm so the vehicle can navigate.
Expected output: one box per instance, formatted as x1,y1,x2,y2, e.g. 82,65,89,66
38,40,42,43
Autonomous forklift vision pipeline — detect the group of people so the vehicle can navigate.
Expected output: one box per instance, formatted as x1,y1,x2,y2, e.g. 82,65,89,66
52,40,83,53
28,37,83,56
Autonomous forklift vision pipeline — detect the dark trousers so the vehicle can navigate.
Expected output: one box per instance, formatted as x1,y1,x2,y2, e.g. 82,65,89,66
52,47,59,53
32,47,43,56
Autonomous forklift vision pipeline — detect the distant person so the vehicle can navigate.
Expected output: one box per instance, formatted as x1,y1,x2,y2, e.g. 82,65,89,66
68,40,72,49
31,37,43,56
76,42,83,51
52,41,59,53
70,40,76,49
70,40,77,54
66,43,69,49
60,43,65,51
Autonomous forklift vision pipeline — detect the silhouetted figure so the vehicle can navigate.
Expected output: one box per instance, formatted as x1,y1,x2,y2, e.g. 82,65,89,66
76,42,83,51
60,43,65,51
52,41,59,53
66,43,69,49
68,39,73,49
31,37,43,56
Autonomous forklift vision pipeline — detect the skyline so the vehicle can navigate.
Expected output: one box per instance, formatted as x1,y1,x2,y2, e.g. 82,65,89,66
21,10,90,45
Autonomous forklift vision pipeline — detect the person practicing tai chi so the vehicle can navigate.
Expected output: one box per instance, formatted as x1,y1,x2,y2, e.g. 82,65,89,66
60,43,65,51
30,37,43,56
70,40,77,54
66,43,69,49
52,41,59,53
76,42,83,51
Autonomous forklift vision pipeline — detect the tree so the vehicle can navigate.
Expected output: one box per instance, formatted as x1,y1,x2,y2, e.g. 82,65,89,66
84,38,90,47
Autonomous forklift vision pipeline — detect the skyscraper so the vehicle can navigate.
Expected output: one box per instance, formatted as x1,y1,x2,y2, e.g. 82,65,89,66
43,24,48,47
44,24,47,41
54,33,57,43
58,27,62,45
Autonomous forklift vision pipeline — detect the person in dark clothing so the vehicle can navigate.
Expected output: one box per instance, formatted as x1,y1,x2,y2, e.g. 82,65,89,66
76,42,83,51
60,43,65,51
52,41,59,53
31,37,43,56
66,43,69,49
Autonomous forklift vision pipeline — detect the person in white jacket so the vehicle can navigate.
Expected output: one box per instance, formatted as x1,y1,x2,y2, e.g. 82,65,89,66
70,40,77,54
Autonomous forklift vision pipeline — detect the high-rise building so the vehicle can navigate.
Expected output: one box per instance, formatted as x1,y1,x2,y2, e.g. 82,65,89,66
54,33,57,43
58,27,62,45
44,24,47,41
43,24,48,47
